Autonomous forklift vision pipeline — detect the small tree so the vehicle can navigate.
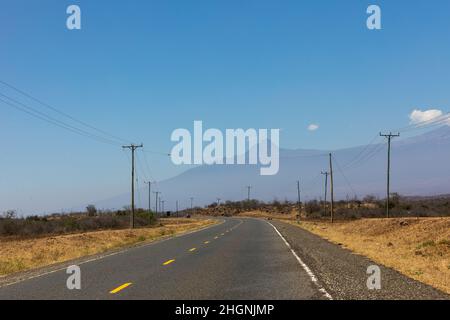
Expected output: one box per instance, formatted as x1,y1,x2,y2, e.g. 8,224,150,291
3,210,17,219
390,192,401,208
363,195,376,203
86,205,97,217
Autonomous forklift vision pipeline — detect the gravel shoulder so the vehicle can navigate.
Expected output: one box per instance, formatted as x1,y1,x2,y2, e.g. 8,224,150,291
271,220,449,300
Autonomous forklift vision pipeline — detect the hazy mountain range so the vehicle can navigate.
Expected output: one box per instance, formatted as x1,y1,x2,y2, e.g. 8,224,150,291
94,126,450,211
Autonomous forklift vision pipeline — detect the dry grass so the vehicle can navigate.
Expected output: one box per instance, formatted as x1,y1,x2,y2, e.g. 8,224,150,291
0,218,216,277
287,217,450,294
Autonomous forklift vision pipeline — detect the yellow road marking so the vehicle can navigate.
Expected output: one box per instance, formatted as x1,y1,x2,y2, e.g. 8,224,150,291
189,248,197,252
110,283,132,294
163,259,175,266
204,241,210,244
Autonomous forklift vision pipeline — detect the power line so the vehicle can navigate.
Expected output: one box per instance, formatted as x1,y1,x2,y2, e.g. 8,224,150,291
0,81,171,155
348,142,386,169
340,134,381,169
339,113,449,171
393,112,450,133
143,149,171,156
0,79,131,144
135,151,150,182
333,156,358,198
140,149,156,180
303,172,323,192
0,96,122,147
280,152,328,159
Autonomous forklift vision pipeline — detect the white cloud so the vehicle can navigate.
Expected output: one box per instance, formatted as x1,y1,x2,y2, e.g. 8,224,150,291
409,109,448,126
307,124,319,131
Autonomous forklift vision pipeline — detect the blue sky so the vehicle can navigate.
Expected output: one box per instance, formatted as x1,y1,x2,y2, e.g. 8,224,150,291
1,0,450,214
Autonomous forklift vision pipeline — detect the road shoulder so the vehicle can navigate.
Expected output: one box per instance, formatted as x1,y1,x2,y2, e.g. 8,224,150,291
270,220,449,300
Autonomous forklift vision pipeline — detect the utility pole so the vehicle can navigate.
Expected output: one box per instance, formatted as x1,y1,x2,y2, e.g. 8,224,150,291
153,191,160,216
329,153,334,223
145,181,153,213
122,143,143,229
321,171,329,214
296,180,301,222
176,200,179,218
346,194,350,209
380,132,400,218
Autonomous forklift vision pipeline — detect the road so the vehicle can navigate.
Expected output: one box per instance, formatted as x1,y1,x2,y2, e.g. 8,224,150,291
0,217,448,300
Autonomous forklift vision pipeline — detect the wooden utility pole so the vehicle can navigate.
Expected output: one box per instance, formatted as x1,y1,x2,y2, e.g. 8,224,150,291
246,186,252,201
329,153,334,223
122,144,143,229
153,191,160,216
296,180,301,222
380,132,400,218
145,181,153,213
176,200,179,218
321,171,329,213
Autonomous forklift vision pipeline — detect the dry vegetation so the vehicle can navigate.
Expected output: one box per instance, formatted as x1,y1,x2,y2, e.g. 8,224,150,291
0,217,216,277
194,195,450,219
288,218,450,294
0,208,157,238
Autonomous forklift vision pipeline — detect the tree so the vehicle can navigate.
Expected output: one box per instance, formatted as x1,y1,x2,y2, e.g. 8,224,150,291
3,210,17,219
363,195,376,203
86,205,97,217
390,192,401,207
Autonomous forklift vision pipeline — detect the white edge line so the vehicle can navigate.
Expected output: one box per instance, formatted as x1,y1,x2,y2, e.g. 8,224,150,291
267,221,333,300
0,218,228,288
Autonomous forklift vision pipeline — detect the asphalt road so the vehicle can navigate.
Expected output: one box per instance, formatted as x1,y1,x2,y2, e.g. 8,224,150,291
0,217,447,300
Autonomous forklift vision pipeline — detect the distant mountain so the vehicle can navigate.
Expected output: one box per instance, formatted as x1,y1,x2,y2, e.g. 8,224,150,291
94,126,450,211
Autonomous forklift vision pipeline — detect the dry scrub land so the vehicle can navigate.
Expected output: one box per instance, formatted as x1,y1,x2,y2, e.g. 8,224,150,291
241,211,449,294
0,218,216,277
